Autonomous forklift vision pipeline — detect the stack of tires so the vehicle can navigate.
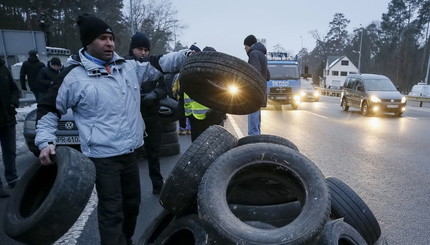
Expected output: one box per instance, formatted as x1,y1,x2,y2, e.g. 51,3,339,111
138,52,385,244
158,97,181,156
138,126,384,244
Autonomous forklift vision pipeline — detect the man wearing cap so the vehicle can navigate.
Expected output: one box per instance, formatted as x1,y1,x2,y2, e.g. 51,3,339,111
243,34,270,135
35,14,192,245
36,57,63,102
125,32,165,195
20,50,45,100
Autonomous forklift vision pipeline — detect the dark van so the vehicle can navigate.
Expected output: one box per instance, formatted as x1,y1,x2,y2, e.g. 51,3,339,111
340,74,407,116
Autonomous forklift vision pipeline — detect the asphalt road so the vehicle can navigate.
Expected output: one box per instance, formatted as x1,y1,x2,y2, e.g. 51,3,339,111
1,96,430,244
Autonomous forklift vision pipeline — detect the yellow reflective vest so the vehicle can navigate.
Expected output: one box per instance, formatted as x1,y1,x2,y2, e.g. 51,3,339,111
184,93,209,120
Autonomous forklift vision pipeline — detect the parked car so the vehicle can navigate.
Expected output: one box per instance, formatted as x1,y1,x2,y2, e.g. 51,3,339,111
340,74,407,116
300,83,319,102
24,109,80,156
408,82,430,97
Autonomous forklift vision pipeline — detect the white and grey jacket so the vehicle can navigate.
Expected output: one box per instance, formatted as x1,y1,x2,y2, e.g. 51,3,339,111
35,48,190,158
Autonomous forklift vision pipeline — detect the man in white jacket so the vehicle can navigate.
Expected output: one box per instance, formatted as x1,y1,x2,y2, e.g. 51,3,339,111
35,14,192,245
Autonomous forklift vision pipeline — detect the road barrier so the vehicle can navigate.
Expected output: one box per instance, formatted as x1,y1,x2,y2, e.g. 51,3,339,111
315,88,342,97
405,95,430,107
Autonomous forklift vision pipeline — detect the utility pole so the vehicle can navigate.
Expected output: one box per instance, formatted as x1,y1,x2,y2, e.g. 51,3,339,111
426,49,430,84
358,25,363,73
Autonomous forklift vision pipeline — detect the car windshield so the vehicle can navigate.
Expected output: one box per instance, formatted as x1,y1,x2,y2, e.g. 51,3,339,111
363,78,397,91
301,84,314,90
268,64,300,80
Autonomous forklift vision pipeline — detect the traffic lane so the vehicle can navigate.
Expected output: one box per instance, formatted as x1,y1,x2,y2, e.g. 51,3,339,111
255,99,430,244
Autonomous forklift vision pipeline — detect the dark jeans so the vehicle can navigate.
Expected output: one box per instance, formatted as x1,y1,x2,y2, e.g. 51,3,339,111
143,115,163,189
0,125,18,187
90,152,141,245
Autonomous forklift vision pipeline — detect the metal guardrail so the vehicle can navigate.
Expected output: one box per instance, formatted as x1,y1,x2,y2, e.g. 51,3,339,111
405,95,430,107
315,88,342,97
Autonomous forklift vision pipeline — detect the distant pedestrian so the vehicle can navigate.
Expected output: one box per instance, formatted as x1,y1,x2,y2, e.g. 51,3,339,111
19,50,45,101
36,57,63,102
0,57,20,197
243,34,269,135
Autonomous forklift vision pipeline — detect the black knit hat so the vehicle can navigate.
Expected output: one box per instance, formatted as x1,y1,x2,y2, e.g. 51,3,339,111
202,46,216,52
130,32,151,50
50,57,62,66
189,44,201,52
244,34,257,47
76,14,115,47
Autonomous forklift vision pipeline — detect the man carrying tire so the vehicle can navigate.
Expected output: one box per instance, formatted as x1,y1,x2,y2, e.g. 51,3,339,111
124,32,165,195
243,34,270,135
35,15,192,245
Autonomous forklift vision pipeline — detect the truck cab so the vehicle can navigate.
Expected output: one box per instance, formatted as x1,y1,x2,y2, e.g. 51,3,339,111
266,54,301,110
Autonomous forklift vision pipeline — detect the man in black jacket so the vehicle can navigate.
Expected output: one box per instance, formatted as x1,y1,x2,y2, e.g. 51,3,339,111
243,34,269,135
36,57,63,102
0,58,20,197
19,50,45,101
125,32,165,194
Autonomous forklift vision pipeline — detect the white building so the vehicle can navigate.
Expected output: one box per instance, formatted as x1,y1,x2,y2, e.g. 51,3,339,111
323,56,358,89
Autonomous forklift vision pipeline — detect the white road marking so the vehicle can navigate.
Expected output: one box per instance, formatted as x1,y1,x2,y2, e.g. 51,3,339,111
301,111,328,119
227,114,245,138
54,188,98,245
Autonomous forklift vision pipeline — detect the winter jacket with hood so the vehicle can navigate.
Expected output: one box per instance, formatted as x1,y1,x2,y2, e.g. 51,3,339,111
19,55,45,91
35,48,190,158
246,42,270,80
0,59,20,127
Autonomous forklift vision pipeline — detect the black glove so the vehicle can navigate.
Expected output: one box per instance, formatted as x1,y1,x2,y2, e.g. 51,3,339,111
141,92,158,106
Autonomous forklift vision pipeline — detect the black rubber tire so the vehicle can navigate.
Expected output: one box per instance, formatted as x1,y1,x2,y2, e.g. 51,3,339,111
326,177,381,245
159,142,181,156
160,125,237,215
361,101,371,116
228,201,302,227
179,52,266,115
161,131,179,145
318,219,367,245
158,97,179,123
237,134,299,152
138,209,175,245
4,146,96,245
198,143,330,244
152,214,217,245
159,121,178,133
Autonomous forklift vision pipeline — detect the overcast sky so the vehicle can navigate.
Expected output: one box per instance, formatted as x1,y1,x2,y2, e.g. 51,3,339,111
171,0,391,60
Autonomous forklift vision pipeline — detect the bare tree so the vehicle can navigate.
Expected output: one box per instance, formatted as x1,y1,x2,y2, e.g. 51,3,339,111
129,0,185,54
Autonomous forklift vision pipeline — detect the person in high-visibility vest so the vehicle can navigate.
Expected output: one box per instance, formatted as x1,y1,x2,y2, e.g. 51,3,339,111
183,46,227,141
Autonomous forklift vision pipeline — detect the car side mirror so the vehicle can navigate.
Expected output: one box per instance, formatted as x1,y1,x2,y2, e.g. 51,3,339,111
356,85,363,91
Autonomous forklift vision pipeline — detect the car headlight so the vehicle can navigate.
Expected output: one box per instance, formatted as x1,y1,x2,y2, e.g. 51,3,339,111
401,96,407,103
294,95,301,102
370,95,381,103
300,91,306,96
314,91,319,97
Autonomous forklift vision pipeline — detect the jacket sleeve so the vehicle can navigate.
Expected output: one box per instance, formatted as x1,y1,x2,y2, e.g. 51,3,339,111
248,51,263,74
19,62,27,89
37,68,53,91
5,69,20,107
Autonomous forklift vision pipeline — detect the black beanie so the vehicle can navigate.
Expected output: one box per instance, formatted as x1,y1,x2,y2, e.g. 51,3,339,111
202,46,216,52
189,44,201,52
244,34,257,47
77,14,115,47
50,57,62,66
130,32,151,50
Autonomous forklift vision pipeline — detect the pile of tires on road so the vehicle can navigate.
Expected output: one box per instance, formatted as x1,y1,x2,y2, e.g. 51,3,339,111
138,126,385,245
137,51,386,244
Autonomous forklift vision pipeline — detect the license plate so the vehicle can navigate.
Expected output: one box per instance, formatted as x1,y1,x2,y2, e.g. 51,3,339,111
276,96,287,100
57,136,81,144
387,105,398,108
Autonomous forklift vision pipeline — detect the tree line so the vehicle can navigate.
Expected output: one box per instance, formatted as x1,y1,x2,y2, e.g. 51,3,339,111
0,0,184,56
302,0,430,93
1,0,429,93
